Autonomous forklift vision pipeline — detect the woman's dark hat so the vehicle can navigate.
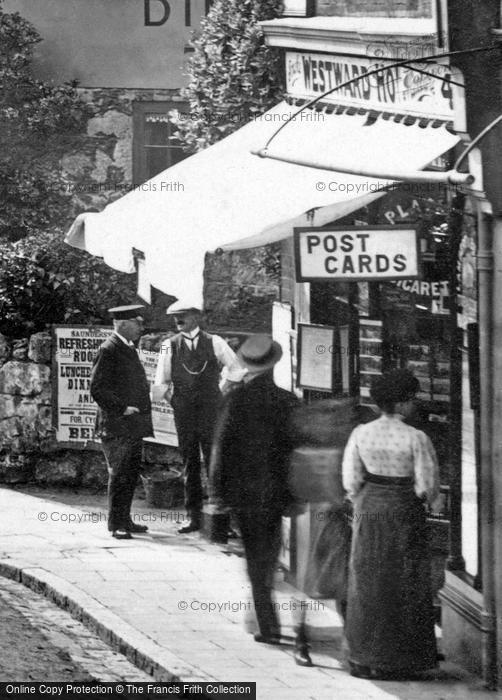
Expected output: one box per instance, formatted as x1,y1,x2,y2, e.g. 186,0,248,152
370,369,420,406
108,305,145,320
238,334,282,373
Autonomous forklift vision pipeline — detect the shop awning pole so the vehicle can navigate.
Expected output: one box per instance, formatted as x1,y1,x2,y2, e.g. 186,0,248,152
251,147,474,185
478,208,497,689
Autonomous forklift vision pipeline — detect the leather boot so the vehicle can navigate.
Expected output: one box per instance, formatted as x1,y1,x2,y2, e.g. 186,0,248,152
178,510,201,534
294,622,313,667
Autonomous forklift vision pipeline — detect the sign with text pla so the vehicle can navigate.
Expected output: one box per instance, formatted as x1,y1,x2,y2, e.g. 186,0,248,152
294,226,420,282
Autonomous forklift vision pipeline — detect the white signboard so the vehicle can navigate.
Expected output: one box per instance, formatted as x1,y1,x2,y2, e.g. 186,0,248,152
141,350,179,447
272,302,293,392
53,326,178,447
53,326,113,445
297,324,336,392
286,51,454,119
294,226,420,282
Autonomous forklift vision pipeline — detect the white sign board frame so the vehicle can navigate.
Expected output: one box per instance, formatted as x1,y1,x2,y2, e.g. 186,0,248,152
52,325,178,448
297,323,336,392
285,50,455,120
294,225,421,283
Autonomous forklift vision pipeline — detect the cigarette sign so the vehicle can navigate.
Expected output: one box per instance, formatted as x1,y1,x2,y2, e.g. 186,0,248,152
294,226,420,282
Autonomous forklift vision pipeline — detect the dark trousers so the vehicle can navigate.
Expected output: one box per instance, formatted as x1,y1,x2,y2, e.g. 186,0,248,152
173,400,216,516
236,509,283,638
101,436,143,532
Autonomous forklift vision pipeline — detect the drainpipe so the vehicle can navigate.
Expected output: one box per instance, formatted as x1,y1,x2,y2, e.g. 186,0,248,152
477,207,497,689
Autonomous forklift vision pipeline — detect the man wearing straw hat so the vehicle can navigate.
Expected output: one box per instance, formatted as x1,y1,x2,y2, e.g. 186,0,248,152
153,300,243,534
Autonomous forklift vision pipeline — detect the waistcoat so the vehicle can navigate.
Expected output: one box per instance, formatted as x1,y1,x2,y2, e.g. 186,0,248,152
171,331,220,402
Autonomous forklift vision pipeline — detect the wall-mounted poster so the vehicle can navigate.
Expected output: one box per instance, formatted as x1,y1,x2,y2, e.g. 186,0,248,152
52,325,113,446
297,324,335,392
141,349,179,447
52,325,178,447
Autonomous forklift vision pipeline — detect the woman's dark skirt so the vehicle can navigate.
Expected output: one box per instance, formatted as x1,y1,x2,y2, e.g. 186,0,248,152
345,475,437,673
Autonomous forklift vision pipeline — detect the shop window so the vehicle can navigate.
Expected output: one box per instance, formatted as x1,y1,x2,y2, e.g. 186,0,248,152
133,102,188,186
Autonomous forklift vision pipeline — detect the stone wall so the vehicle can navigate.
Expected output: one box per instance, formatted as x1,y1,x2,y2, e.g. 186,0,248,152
204,248,280,332
64,86,182,216
0,331,181,489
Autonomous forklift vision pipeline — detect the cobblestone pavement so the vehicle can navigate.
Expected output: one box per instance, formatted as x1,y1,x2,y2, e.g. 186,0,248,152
0,486,500,699
0,576,152,682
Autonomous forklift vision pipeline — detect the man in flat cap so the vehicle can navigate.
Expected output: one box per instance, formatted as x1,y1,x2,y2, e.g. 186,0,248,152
90,305,153,539
153,300,243,533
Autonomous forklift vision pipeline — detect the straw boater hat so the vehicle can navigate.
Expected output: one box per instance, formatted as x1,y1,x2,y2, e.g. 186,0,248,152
165,300,202,315
237,334,283,374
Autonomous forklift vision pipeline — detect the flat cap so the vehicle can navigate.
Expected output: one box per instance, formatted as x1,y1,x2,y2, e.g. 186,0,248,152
166,300,202,315
108,305,145,320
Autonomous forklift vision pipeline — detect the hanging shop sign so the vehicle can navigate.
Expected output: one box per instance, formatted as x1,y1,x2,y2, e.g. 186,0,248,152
294,226,420,282
285,51,454,119
52,326,178,448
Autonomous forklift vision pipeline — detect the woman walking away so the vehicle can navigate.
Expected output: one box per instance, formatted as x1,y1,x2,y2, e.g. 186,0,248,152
342,369,440,680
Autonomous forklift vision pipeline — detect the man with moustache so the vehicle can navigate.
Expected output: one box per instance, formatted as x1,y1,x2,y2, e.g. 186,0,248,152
153,301,241,534
90,305,153,540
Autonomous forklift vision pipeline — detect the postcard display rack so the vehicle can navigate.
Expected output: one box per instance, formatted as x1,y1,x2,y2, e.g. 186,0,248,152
408,342,450,409
359,320,383,405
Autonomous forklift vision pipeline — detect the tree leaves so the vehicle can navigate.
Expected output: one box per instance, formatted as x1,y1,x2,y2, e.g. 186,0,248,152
172,0,284,153
0,231,137,336
0,4,90,242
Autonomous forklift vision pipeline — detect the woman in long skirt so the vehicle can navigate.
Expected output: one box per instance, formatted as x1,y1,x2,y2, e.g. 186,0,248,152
342,369,440,680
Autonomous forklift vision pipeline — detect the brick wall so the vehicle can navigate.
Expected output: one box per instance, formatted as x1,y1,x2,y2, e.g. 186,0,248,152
315,0,432,17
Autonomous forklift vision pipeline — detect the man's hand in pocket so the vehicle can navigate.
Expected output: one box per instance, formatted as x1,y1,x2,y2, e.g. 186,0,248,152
123,406,140,416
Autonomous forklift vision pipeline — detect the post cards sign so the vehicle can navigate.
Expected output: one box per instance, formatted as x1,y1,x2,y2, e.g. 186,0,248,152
294,226,420,282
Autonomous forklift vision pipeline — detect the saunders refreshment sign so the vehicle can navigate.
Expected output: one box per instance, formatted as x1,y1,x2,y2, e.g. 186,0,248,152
52,326,178,447
294,226,420,282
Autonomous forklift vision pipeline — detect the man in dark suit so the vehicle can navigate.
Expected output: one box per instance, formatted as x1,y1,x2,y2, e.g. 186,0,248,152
210,335,309,663
90,305,153,539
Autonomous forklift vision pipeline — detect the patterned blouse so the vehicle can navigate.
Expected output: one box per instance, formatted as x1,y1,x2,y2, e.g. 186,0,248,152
342,414,440,505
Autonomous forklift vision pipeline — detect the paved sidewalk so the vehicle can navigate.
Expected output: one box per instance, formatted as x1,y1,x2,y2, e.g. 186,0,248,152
0,487,498,699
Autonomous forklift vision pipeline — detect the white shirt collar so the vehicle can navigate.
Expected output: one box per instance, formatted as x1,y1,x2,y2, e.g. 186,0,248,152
182,326,200,340
114,331,133,347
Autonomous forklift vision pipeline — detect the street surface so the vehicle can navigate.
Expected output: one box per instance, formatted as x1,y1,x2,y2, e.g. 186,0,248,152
0,486,499,699
0,576,153,683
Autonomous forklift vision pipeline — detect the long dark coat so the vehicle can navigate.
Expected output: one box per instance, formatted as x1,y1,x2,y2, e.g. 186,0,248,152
90,334,153,439
210,371,298,515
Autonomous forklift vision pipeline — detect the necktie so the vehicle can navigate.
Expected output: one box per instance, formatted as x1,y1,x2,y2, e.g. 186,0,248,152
183,333,199,351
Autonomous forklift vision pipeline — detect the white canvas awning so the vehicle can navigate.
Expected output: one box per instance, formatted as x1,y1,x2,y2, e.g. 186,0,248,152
65,101,459,307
